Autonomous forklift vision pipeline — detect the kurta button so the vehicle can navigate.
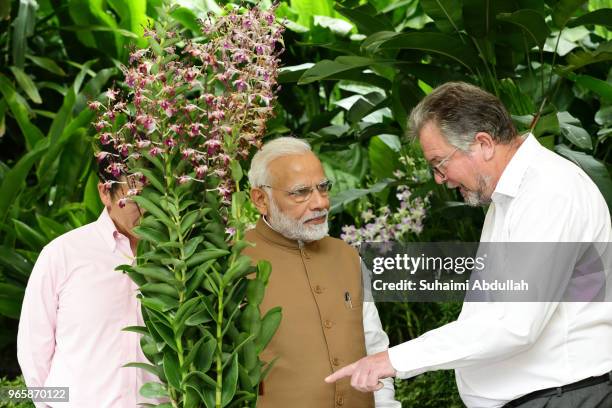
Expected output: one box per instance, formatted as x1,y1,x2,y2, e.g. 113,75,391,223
332,357,340,366
324,320,333,328
336,395,344,406
314,285,323,294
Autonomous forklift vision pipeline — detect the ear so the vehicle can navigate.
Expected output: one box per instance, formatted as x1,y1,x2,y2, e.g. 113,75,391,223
98,182,112,208
250,188,269,216
474,132,495,161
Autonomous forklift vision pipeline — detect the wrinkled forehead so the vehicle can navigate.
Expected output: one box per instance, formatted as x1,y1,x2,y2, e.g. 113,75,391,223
268,152,327,189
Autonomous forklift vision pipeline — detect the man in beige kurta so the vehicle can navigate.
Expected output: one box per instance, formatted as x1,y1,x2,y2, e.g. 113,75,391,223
244,137,400,408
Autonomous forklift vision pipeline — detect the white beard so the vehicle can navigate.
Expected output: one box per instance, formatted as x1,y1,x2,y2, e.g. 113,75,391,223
462,174,492,207
267,198,329,242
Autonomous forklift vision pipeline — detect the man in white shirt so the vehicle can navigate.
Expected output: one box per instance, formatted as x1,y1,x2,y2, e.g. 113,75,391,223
325,82,612,407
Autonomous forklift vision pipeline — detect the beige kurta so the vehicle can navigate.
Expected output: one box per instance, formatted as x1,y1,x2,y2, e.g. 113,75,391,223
244,219,375,408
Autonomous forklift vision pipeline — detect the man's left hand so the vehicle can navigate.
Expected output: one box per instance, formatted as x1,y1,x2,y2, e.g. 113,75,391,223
324,350,397,392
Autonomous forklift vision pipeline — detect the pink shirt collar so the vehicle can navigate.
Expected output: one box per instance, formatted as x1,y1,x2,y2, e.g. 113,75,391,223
96,208,133,255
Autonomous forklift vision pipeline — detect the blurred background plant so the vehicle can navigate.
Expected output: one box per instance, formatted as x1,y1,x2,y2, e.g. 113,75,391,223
1,0,610,406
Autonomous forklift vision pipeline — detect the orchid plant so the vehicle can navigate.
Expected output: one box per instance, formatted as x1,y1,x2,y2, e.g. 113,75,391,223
341,154,430,246
91,5,284,408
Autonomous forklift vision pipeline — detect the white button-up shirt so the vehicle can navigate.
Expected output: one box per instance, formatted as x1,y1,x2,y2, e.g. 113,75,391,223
388,134,612,407
18,209,160,407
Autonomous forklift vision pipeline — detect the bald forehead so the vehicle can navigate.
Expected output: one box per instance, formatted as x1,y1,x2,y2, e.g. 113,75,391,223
267,152,326,189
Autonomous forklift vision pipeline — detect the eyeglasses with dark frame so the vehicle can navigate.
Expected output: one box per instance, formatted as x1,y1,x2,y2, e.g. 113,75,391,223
260,179,333,203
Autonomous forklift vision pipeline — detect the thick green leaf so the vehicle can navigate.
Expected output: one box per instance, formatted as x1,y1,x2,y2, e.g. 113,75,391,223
141,296,179,313
182,335,206,369
567,8,612,28
37,94,93,186
183,236,203,260
180,210,200,236
13,219,47,250
375,32,481,71
255,306,282,353
0,74,45,150
334,4,392,35
185,308,213,326
170,7,201,33
133,265,176,285
420,0,463,33
0,139,48,223
299,57,387,85
565,41,612,70
565,73,612,101
391,74,424,131
330,179,392,214
173,297,200,329
256,260,272,285
554,144,612,211
107,0,148,47
184,370,217,389
141,283,180,298
0,246,32,280
552,0,588,27
0,283,25,318
9,66,42,104
35,214,68,241
25,55,67,76
139,382,169,398
131,195,174,228
557,111,592,150
195,337,216,372
246,280,265,306
75,67,117,111
149,317,178,351
11,0,37,68
133,226,168,244
222,255,253,285
71,59,98,95
163,351,182,389
83,171,104,217
123,362,160,377
135,168,165,194
290,0,333,27
369,135,401,179
221,354,239,407
497,10,550,49
122,325,149,335
186,249,229,268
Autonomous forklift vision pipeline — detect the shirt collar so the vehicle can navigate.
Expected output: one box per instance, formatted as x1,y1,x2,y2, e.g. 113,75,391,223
96,208,127,253
492,133,538,201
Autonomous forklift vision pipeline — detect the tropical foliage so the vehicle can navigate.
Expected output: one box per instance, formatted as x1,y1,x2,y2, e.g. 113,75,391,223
1,0,610,406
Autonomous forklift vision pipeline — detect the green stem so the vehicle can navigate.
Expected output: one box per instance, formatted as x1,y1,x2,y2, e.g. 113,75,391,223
216,288,224,408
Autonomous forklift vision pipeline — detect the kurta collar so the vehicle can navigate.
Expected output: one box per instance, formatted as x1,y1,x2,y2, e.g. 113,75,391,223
253,217,320,251
492,133,538,201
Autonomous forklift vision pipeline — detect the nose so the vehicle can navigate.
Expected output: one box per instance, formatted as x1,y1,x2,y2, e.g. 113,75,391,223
309,188,329,211
433,172,446,184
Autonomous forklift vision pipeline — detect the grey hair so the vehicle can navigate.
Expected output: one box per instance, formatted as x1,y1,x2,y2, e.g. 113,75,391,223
408,82,517,151
248,137,312,187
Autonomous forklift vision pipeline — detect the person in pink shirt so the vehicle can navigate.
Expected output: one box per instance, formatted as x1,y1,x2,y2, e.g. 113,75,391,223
17,151,160,407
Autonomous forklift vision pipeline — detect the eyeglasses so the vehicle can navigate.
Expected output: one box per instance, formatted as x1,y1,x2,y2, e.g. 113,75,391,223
430,147,459,181
260,179,333,203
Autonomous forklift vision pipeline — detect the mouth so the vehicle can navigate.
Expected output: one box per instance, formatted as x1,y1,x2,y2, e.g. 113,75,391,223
304,215,327,225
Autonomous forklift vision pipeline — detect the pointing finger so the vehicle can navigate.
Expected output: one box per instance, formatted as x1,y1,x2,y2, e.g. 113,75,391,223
324,362,357,383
